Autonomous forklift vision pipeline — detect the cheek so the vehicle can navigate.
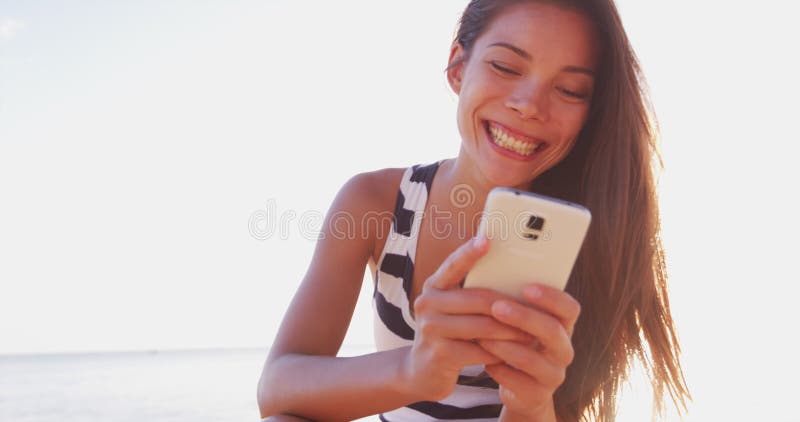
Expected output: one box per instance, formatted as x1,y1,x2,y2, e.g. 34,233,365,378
455,101,469,139
556,104,591,139
456,88,481,138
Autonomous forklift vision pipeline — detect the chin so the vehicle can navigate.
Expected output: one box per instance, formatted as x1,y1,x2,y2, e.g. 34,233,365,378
479,161,536,189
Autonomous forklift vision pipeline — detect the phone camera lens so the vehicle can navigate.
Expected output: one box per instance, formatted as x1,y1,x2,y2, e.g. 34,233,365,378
526,215,544,230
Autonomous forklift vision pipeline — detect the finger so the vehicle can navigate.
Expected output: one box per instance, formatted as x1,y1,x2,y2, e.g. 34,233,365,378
418,313,536,344
521,284,582,336
434,338,504,368
425,235,489,291
484,363,550,409
490,300,575,366
479,340,565,387
414,287,514,318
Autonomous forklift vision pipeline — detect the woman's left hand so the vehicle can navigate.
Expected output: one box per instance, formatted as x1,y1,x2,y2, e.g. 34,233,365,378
479,283,582,422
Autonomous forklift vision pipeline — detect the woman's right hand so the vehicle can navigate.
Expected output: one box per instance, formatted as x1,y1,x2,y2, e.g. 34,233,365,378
401,236,536,401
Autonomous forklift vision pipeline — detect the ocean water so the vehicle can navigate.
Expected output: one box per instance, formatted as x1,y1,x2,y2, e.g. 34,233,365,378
0,346,693,422
0,347,375,422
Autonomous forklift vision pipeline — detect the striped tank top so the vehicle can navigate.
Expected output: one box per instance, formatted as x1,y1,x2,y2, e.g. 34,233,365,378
372,161,503,421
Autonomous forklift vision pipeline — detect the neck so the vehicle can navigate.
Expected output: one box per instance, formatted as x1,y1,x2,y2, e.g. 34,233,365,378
442,145,532,201
436,147,530,238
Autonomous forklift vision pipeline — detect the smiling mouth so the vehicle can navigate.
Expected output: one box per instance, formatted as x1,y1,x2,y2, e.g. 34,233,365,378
484,121,548,157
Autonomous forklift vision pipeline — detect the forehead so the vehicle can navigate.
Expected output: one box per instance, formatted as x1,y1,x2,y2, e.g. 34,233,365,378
473,2,599,69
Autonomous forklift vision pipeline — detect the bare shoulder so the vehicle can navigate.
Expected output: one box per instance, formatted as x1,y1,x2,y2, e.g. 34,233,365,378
332,167,405,263
264,166,406,360
338,167,405,213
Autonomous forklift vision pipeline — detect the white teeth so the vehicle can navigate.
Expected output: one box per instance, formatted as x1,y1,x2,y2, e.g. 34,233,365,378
489,124,539,156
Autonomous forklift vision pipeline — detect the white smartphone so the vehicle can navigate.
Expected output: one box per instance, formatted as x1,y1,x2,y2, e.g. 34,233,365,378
463,187,592,300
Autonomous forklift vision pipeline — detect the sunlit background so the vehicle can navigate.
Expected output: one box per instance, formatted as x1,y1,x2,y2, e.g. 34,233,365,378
1,1,798,421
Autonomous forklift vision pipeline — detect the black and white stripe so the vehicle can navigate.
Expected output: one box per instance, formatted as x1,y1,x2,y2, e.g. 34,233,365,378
373,162,502,421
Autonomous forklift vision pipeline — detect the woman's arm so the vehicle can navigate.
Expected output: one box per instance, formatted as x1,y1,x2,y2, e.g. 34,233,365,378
259,347,420,420
257,170,421,420
257,170,534,420
261,415,314,422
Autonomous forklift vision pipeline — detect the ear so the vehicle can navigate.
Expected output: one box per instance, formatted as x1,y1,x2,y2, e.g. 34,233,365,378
446,43,467,95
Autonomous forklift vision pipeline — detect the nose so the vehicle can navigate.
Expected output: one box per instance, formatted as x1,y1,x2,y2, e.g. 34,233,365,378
505,80,550,122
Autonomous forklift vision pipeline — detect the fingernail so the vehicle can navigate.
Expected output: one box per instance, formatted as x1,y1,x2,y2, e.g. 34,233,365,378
492,301,512,316
474,235,488,248
525,285,542,299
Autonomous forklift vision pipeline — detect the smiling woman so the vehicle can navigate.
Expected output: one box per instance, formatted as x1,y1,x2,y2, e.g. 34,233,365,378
445,2,599,189
256,0,690,421
2,0,797,421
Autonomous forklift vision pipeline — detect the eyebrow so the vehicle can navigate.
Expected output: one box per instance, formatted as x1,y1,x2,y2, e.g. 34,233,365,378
487,42,596,77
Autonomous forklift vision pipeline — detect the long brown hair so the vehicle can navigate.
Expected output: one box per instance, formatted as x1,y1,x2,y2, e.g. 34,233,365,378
451,1,691,420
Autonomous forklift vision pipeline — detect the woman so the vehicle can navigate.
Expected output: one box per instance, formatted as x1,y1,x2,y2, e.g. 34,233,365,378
258,0,690,420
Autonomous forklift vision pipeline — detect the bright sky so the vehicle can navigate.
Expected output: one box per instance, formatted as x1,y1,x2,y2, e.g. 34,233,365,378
1,1,798,420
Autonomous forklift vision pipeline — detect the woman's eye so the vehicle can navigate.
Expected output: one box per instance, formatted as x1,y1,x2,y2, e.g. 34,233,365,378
489,62,519,75
558,87,589,100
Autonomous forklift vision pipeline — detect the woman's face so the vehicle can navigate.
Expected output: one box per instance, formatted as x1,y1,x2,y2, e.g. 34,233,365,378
448,1,599,188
